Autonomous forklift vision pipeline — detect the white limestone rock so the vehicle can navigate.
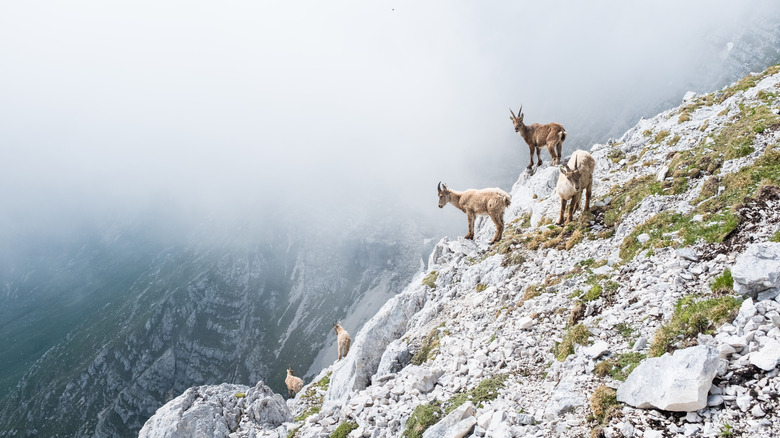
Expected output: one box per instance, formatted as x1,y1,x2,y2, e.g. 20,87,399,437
616,345,720,411
732,242,780,300
750,338,780,371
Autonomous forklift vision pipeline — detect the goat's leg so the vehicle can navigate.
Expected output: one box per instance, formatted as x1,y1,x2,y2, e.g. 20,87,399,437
556,141,563,166
526,144,534,169
584,182,592,211
465,213,475,240
536,146,543,167
547,142,557,166
490,214,503,244
568,194,580,222
557,198,567,225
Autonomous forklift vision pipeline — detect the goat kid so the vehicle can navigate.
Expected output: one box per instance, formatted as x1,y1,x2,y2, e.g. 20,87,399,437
510,106,567,170
555,150,595,225
333,322,351,361
437,182,511,244
285,368,304,398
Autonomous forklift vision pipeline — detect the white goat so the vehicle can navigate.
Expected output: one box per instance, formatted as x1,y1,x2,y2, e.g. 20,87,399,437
285,368,304,398
555,150,595,225
437,182,512,244
510,106,567,170
333,323,351,361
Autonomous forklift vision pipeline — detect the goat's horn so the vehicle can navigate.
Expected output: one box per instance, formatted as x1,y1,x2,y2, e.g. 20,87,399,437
438,181,442,191
509,108,516,118
518,105,523,115
574,157,579,170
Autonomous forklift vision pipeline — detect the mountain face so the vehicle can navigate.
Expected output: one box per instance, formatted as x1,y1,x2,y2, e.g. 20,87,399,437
0,210,431,437
140,64,780,437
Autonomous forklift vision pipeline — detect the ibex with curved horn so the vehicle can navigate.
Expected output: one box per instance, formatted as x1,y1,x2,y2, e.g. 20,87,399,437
509,106,567,170
555,150,594,225
437,182,512,244
285,368,304,398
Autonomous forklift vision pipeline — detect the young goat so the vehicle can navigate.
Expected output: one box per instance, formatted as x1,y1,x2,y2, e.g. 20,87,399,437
285,368,304,398
555,150,595,225
333,322,351,361
510,106,567,170
437,182,512,244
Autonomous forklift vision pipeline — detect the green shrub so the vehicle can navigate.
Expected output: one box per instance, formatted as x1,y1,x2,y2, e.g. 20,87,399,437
422,271,439,289
649,296,741,357
555,324,590,361
402,401,442,438
711,270,734,294
443,375,507,415
590,385,619,424
330,421,358,438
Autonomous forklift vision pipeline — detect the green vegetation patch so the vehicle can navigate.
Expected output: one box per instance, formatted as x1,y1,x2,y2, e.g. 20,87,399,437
621,146,780,262
711,104,779,160
442,375,507,415
234,392,246,398
402,401,443,438
711,270,734,295
602,175,663,227
771,230,780,243
717,65,779,104
411,323,448,365
330,421,358,438
594,352,646,381
555,324,590,361
649,296,741,357
422,271,439,289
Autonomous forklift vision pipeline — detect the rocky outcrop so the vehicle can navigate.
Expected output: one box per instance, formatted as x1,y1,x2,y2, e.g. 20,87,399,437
138,381,291,438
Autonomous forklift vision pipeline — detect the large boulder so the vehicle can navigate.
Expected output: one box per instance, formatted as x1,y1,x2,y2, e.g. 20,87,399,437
732,242,780,301
138,381,291,438
422,401,477,438
616,345,720,412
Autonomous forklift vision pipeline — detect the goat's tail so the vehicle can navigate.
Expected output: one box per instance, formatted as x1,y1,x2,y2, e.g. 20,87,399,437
503,192,512,207
559,129,567,143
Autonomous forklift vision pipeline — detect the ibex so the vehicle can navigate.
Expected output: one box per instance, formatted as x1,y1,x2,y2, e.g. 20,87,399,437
285,368,304,398
333,322,351,361
509,106,567,170
555,150,595,225
437,182,512,244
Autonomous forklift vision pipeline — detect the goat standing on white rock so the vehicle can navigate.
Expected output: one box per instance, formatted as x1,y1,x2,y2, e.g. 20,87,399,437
555,150,595,225
510,106,567,170
333,323,351,361
437,182,512,244
285,368,304,398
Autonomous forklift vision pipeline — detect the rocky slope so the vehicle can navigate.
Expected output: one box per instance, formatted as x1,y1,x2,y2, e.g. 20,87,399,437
140,66,780,438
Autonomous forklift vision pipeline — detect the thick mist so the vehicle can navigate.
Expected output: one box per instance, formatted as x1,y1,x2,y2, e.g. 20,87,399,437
2,0,780,244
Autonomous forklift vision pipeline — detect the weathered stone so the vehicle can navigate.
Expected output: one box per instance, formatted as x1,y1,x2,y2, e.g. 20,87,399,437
732,242,780,300
422,402,476,438
750,338,780,371
616,345,720,411
543,381,586,420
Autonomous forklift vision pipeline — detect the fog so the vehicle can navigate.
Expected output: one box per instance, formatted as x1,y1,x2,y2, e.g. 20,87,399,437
2,1,780,242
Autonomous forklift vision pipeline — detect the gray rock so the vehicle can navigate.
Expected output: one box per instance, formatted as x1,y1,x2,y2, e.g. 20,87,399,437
750,338,780,371
375,338,412,379
676,248,699,262
616,345,720,411
138,381,291,438
543,381,586,420
732,242,780,300
422,401,476,438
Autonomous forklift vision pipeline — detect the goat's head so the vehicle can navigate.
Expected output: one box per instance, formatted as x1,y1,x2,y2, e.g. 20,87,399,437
333,322,341,332
509,106,524,132
287,367,294,375
437,182,451,208
560,157,582,191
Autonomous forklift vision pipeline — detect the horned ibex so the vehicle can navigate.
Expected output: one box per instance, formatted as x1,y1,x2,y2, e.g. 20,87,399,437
333,322,351,361
285,368,304,398
437,182,512,244
555,150,595,225
509,106,567,170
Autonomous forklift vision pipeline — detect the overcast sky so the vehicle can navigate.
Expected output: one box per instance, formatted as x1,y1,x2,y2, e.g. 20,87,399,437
2,1,779,241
